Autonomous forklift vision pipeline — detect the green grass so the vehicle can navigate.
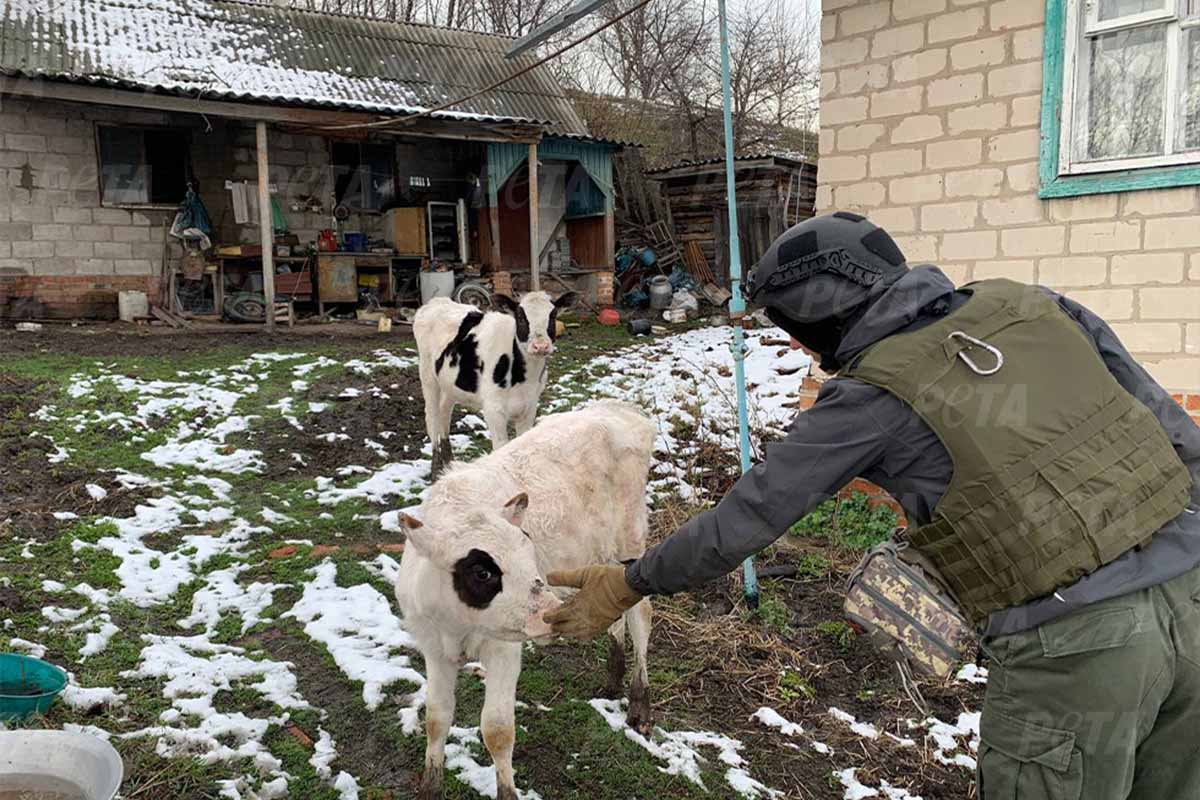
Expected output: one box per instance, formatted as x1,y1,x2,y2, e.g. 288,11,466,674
816,620,857,651
791,490,899,552
754,594,794,637
778,668,816,704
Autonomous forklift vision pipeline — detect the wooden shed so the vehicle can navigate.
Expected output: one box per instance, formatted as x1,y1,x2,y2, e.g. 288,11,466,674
647,154,817,287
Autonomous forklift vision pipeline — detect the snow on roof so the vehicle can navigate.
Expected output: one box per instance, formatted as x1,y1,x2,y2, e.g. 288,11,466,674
0,0,590,133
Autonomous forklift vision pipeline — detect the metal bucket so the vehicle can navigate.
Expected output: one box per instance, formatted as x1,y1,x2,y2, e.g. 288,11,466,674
0,730,123,800
419,271,456,304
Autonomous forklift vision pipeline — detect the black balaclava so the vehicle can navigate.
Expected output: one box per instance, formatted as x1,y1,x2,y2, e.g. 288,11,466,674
745,211,909,372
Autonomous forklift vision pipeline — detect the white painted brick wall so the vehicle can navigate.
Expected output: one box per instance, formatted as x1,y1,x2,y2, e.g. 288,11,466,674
819,0,1199,388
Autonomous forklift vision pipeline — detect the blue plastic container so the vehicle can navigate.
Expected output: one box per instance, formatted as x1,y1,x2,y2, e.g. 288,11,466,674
344,232,367,252
0,653,68,720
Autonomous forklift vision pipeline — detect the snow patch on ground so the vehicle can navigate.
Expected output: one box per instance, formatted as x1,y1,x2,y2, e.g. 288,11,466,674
120,634,307,795
829,707,879,739
283,561,425,721
956,663,989,684
590,698,780,798
835,769,925,800
751,706,804,736
922,712,981,770
547,326,810,499
444,726,543,800
311,728,362,800
61,680,126,713
314,462,429,506
179,565,285,635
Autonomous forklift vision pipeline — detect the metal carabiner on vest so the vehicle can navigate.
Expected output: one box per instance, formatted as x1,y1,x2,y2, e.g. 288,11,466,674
947,331,1004,376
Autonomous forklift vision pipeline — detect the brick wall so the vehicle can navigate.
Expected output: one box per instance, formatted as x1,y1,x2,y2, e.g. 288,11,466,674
819,0,1200,394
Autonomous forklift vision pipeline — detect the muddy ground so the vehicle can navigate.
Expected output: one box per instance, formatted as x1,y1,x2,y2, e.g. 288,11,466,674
0,323,983,799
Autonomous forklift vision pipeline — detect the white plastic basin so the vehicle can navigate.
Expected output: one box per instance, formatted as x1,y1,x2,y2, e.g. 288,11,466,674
0,730,123,800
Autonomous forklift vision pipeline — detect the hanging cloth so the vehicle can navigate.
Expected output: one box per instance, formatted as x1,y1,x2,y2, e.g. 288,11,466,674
170,186,213,250
271,196,289,233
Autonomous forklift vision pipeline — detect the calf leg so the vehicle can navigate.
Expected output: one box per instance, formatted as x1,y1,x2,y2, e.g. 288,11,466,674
421,369,455,481
624,598,653,735
478,639,523,800
482,404,510,452
418,653,458,800
602,616,627,699
512,406,537,439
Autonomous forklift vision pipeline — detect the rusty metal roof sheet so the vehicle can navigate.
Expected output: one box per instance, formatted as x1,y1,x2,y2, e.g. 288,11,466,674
0,0,590,133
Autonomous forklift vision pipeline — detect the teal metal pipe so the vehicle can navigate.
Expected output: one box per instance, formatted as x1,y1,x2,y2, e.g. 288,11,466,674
716,0,758,608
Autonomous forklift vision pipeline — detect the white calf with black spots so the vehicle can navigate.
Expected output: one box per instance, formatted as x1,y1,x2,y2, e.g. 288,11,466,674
413,291,575,478
393,402,656,800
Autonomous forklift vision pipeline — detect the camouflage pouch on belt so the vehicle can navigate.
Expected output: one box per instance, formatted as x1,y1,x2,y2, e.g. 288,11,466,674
844,534,975,680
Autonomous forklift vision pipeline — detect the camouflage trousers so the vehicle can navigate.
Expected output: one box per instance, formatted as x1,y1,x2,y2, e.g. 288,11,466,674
978,564,1200,799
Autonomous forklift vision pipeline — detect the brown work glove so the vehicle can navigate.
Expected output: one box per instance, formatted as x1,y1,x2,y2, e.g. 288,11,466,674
543,564,643,639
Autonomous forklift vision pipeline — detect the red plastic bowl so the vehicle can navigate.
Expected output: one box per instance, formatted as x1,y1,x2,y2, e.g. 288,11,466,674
597,308,620,326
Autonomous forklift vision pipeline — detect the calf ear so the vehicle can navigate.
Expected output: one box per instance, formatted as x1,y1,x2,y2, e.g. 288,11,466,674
552,291,578,310
501,493,529,527
400,513,436,557
493,293,520,316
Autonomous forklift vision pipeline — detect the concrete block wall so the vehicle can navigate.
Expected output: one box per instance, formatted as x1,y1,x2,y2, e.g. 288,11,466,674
819,0,1200,397
0,97,231,317
0,97,390,318
225,125,385,247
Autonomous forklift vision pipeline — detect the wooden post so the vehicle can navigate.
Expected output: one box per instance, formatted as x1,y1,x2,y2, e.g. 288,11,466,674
488,206,501,268
603,195,616,268
256,120,276,328
528,141,539,291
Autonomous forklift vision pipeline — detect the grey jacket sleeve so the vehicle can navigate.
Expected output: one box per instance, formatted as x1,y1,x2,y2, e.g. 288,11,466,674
1047,289,1200,500
625,378,895,596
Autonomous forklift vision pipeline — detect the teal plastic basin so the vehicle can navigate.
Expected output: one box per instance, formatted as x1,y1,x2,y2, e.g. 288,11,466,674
0,652,68,720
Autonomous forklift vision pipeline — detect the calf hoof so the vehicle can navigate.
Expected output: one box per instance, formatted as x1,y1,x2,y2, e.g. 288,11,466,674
430,438,453,481
497,784,519,800
627,682,653,735
417,766,444,800
600,634,627,699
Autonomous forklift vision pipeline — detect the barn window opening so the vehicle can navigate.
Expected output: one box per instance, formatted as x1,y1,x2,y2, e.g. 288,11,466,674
97,126,191,206
332,141,396,211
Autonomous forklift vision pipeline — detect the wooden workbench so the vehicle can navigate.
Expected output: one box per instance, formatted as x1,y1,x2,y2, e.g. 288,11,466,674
315,252,396,315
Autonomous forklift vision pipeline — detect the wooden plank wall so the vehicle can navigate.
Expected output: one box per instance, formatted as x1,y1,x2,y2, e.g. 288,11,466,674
495,169,532,270
658,162,817,287
565,216,607,268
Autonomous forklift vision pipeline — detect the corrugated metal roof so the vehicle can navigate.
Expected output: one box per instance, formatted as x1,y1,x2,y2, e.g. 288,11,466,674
644,151,815,174
0,0,589,134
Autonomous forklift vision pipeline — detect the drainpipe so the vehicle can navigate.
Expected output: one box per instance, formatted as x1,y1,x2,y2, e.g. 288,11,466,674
717,0,758,608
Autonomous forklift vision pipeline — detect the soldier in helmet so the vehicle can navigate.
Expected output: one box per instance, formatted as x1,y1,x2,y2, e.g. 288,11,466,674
544,212,1200,799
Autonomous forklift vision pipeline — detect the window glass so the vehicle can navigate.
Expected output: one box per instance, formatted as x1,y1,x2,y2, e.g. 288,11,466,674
1184,28,1200,150
98,127,148,205
1082,24,1166,160
1098,0,1166,21
361,143,396,211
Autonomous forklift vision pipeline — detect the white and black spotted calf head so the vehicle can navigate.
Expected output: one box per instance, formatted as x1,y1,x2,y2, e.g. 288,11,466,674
400,494,560,641
493,291,576,358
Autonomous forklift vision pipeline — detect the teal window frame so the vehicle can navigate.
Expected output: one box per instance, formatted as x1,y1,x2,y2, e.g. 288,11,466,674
1039,0,1200,198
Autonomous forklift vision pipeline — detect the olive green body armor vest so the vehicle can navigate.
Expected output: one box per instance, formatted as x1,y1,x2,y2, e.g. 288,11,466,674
843,279,1192,622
